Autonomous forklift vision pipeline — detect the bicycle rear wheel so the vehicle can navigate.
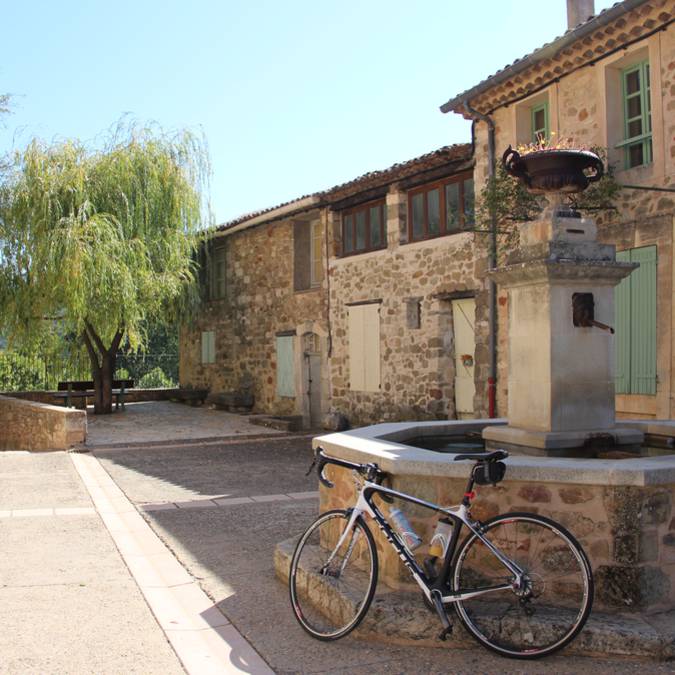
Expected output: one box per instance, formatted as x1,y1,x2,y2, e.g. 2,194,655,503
452,513,593,659
289,509,378,640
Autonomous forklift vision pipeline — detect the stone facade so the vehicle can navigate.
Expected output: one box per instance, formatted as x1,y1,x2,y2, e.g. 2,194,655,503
180,208,330,425
180,147,484,427
0,394,86,451
328,211,486,425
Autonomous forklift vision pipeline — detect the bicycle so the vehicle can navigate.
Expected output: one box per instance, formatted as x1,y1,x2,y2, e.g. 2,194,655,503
289,447,593,659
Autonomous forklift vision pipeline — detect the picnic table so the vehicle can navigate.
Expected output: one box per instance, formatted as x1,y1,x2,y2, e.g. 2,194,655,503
53,379,135,410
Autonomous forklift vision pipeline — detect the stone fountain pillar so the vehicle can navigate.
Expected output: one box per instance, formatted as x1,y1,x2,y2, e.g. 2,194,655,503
483,152,643,456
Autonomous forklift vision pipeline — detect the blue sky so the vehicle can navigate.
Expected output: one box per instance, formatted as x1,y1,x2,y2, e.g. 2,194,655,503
1,0,615,224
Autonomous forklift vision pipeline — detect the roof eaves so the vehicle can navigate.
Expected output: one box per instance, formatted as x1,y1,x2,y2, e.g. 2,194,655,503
215,194,321,236
439,0,649,115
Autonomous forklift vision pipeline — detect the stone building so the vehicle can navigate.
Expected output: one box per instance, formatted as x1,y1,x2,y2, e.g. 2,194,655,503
179,145,486,427
181,0,674,427
440,0,675,419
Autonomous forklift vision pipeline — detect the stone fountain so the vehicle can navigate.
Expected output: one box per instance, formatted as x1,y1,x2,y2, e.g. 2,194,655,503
483,146,643,456
275,146,675,656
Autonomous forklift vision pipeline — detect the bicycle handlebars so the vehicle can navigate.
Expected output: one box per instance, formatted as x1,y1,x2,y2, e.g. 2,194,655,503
315,447,384,488
314,446,509,489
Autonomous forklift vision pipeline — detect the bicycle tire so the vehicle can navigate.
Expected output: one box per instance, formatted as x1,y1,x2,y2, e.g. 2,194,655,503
452,512,593,659
289,508,378,641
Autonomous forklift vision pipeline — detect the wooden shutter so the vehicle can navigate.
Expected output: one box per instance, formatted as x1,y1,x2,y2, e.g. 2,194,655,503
348,304,380,391
615,250,631,394
614,246,657,395
201,331,215,364
293,222,311,291
276,335,295,397
629,245,657,394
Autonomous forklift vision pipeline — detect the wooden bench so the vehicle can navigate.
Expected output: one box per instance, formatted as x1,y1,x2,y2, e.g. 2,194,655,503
54,379,135,410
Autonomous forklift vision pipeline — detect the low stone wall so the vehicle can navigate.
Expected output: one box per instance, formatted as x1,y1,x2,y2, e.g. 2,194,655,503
6,388,205,407
0,394,86,451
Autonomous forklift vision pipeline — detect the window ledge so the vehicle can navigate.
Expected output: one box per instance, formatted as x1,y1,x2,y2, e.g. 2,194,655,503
330,247,389,267
402,230,473,250
615,162,656,183
294,286,321,295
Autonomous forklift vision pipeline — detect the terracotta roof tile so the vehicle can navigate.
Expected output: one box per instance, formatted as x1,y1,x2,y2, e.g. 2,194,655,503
216,143,472,232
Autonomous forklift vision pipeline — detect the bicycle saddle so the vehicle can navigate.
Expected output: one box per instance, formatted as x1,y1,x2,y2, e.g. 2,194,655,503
453,449,508,462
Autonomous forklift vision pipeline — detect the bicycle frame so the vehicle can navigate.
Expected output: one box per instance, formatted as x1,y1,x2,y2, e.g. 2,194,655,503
333,479,525,605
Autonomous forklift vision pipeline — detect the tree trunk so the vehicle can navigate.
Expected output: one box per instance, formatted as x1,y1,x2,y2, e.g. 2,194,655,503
82,323,123,415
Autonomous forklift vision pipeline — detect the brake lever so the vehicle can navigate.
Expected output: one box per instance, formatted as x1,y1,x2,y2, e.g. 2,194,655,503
305,456,317,477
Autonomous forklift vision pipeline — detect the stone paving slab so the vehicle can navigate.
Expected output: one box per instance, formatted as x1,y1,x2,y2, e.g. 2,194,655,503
0,450,92,510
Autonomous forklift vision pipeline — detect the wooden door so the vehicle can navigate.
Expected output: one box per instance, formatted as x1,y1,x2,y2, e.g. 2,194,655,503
452,298,476,418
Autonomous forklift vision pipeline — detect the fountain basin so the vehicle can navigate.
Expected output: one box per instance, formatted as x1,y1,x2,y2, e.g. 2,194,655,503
313,419,675,614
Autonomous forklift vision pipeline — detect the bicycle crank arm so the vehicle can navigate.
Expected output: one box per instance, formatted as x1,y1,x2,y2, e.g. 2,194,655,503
430,589,453,641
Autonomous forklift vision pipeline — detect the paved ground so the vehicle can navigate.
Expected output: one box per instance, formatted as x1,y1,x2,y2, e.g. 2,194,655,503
3,401,675,673
86,400,281,447
0,451,183,674
94,430,675,674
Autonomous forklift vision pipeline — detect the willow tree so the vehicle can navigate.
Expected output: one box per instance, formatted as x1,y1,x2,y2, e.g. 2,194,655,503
0,123,209,413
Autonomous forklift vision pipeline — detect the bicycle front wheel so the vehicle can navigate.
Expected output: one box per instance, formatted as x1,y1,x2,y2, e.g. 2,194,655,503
289,509,378,640
453,513,593,659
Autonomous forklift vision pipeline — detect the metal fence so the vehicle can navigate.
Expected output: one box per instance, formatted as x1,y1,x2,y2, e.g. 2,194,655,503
0,351,179,392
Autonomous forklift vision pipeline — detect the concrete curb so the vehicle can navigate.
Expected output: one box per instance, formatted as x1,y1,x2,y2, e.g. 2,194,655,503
70,452,274,675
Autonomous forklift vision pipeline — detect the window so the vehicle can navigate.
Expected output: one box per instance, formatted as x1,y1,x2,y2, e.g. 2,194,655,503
615,246,656,395
618,60,652,169
348,303,380,391
408,173,474,242
276,335,295,397
211,246,226,300
531,102,549,143
201,331,215,364
342,200,386,256
310,221,322,287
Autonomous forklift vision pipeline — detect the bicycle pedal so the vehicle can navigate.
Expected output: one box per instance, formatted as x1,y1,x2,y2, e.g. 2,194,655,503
437,625,453,641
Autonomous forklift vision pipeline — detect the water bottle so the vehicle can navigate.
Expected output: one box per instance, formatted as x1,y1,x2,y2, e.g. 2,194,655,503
389,507,422,551
428,518,453,558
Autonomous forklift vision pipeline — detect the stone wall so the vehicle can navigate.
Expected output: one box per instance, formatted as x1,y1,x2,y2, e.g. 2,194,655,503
180,211,329,420
328,188,490,425
0,394,86,451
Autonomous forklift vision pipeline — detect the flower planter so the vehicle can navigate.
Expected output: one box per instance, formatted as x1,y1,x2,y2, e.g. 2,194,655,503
502,146,604,194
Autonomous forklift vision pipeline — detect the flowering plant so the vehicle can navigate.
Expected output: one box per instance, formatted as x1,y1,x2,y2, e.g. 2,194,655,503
516,132,591,156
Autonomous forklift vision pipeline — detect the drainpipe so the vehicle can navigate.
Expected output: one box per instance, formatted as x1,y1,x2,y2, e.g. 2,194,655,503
464,100,497,418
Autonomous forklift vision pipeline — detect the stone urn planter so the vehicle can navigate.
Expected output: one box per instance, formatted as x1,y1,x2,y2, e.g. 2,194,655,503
502,146,604,194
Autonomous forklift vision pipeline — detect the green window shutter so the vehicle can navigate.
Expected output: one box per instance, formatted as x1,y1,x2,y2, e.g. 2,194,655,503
276,335,295,397
629,245,657,394
531,102,549,143
620,60,652,168
615,250,631,394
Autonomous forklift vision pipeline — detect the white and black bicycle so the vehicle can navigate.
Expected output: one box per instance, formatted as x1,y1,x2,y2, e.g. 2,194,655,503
289,447,593,659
